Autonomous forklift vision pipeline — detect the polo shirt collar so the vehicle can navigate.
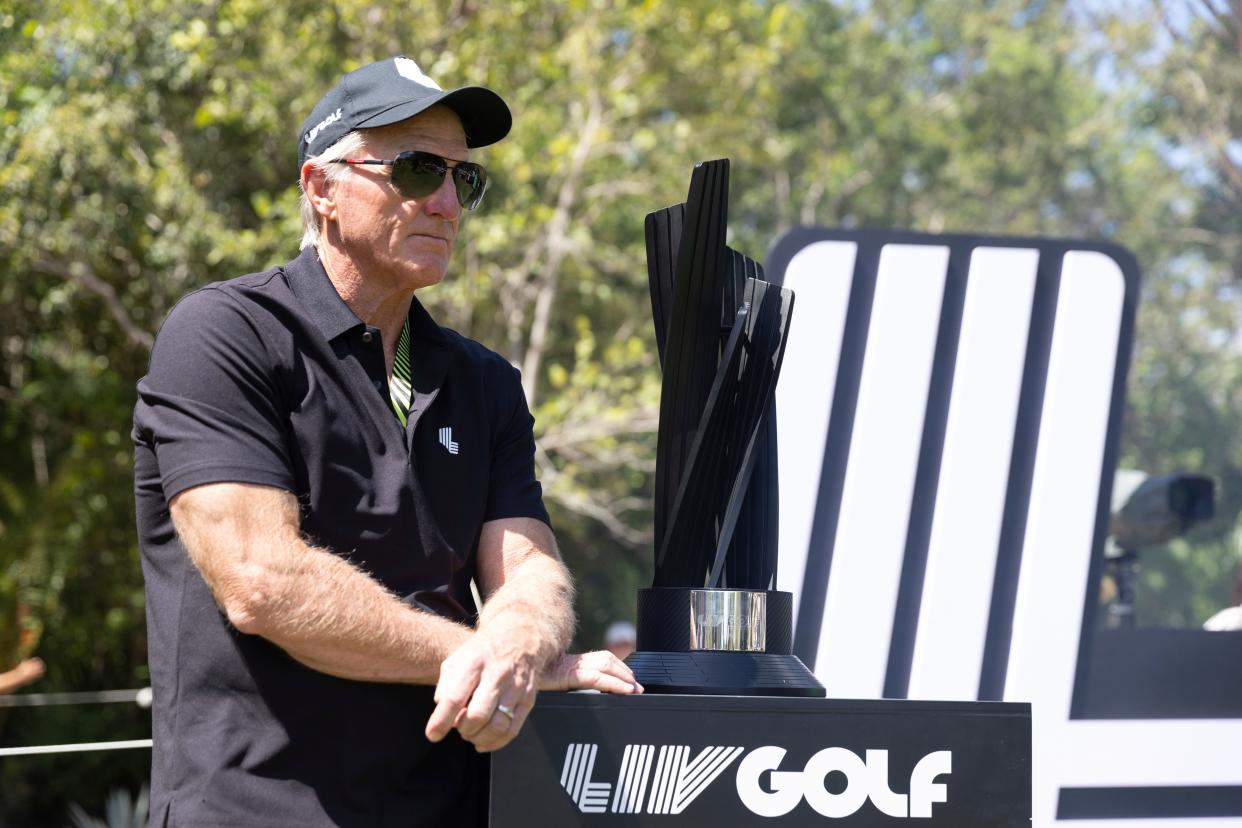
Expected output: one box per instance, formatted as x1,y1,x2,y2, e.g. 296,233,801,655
285,246,453,351
286,246,364,342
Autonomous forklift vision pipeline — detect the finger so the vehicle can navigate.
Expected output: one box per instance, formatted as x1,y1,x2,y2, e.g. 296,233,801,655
580,668,643,694
466,678,536,752
585,651,639,686
471,690,535,753
467,709,512,753
493,696,521,730
426,692,469,743
427,667,472,739
502,685,536,736
458,666,508,740
568,653,643,693
540,652,643,693
426,659,481,742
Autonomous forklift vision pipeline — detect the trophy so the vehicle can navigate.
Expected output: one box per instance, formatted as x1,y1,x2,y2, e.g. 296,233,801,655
627,160,824,697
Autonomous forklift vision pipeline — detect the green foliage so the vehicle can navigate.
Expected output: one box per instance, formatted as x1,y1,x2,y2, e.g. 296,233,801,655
0,0,1239,820
1093,1,1242,627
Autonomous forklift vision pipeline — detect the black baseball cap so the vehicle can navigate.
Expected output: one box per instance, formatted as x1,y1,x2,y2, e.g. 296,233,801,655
298,56,512,165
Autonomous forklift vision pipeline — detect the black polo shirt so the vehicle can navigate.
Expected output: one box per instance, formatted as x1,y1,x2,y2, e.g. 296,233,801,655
133,246,550,827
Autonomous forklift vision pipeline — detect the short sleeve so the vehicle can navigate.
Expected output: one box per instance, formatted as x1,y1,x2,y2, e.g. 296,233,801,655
483,363,552,527
134,287,295,502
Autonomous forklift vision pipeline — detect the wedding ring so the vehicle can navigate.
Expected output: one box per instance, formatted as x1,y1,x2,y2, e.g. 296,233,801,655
496,703,515,720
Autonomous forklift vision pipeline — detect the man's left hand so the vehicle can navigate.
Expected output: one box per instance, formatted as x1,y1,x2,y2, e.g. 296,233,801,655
425,631,538,753
538,651,643,694
425,644,644,753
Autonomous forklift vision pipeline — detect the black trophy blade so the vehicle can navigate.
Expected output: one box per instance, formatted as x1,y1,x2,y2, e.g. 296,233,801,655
644,203,685,369
705,251,783,589
646,201,753,365
730,412,779,588
652,159,730,582
724,255,780,589
706,279,795,588
655,301,750,586
720,254,765,588
722,249,743,333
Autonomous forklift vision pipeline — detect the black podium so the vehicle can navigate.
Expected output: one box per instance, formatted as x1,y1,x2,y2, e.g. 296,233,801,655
490,692,1031,826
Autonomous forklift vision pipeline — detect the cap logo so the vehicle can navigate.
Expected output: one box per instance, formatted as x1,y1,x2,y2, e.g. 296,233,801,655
394,57,442,92
305,107,343,148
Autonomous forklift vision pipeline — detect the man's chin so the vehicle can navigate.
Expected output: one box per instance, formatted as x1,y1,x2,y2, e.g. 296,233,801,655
404,266,447,292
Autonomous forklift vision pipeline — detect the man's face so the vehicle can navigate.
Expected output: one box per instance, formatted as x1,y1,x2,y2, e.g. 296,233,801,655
329,105,470,292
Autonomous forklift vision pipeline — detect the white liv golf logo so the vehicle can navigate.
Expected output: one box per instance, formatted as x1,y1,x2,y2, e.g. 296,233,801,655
560,743,744,815
559,743,951,818
736,746,951,819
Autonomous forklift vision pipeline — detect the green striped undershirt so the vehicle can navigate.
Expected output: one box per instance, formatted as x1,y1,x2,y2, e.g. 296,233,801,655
390,317,413,426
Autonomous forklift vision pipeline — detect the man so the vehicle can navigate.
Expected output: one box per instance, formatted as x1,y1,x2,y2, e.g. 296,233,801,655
133,56,639,827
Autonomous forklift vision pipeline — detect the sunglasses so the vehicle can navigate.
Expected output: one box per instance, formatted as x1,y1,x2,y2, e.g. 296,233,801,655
333,150,488,210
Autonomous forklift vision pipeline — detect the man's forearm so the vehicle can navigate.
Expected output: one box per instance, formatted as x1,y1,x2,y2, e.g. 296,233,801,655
477,552,574,666
474,518,575,667
245,537,473,683
172,482,471,685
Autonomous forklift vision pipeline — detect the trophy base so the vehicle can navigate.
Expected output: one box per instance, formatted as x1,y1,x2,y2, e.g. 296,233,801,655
630,587,825,696
626,650,825,697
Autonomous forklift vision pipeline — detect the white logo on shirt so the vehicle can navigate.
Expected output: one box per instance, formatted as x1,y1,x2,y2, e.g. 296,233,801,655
438,427,459,455
394,57,442,91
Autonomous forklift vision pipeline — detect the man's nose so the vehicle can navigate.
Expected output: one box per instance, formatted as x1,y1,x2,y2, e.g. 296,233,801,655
424,172,462,220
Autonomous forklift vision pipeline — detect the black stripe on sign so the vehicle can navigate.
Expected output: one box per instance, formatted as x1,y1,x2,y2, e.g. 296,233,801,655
792,242,881,669
977,248,1064,700
1058,786,1242,819
883,242,972,699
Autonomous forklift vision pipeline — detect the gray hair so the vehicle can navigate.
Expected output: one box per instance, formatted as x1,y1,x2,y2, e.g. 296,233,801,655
298,130,369,250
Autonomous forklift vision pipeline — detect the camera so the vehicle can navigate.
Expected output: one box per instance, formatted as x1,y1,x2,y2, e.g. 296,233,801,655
1104,471,1215,627
1109,472,1215,552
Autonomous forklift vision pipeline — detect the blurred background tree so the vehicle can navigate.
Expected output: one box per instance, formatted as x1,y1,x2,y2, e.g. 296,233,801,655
1083,0,1242,626
0,0,1238,821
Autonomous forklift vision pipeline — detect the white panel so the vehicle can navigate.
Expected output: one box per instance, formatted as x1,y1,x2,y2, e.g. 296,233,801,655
908,247,1039,701
1026,253,1242,827
813,244,950,697
775,241,858,625
1003,251,1125,825
1057,720,1242,786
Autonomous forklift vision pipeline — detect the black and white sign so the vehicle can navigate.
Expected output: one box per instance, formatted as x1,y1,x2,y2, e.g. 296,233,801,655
490,692,1030,826
768,228,1242,825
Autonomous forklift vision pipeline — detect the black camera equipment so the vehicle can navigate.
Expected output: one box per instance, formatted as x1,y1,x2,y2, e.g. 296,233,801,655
1106,472,1216,628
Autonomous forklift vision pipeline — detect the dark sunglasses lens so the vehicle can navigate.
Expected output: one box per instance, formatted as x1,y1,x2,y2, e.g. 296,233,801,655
391,153,487,209
391,153,446,199
452,163,487,210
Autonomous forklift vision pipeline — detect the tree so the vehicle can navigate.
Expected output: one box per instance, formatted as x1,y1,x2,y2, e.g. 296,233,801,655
1085,0,1242,625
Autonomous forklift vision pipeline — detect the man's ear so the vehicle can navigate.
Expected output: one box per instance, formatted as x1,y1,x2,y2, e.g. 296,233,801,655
302,161,336,221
